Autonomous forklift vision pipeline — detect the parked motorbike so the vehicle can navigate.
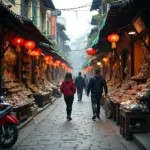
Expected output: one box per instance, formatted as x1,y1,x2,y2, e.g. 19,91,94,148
52,82,62,98
0,96,19,148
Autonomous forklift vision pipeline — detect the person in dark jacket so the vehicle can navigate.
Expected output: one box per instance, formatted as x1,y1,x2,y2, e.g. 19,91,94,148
87,68,108,120
75,72,85,101
84,74,89,93
61,72,76,121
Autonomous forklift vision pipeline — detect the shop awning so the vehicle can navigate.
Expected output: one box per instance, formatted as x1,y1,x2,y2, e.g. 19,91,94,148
22,18,52,45
90,0,102,11
40,44,71,66
97,0,150,52
90,16,107,47
43,0,55,10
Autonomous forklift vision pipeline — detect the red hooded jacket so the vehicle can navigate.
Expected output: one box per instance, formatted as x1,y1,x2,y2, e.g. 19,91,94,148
61,80,76,96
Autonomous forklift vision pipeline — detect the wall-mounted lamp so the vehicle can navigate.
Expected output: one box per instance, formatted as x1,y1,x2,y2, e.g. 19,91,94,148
128,31,136,35
97,62,101,66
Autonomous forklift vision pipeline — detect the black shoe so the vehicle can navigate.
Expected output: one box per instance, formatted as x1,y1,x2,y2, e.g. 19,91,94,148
68,116,72,121
97,116,100,119
67,116,69,120
92,115,96,120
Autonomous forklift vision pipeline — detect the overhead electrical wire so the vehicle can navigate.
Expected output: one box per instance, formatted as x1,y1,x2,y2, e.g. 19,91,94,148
3,0,102,12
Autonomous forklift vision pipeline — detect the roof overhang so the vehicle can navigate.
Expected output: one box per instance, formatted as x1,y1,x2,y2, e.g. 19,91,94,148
90,0,102,11
43,0,55,10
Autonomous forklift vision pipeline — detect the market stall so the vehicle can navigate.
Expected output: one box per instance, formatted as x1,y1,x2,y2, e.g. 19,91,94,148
3,45,38,122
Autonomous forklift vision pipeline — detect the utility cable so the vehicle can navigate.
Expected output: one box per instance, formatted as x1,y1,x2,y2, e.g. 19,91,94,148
3,0,102,11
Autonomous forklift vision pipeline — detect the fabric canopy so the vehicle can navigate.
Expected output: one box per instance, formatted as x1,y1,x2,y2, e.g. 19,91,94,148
91,16,107,47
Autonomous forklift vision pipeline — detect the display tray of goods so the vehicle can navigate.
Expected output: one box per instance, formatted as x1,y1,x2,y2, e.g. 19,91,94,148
29,83,52,107
4,80,36,122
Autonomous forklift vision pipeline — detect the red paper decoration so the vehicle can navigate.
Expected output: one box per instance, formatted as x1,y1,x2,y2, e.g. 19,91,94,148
12,37,25,52
107,33,120,48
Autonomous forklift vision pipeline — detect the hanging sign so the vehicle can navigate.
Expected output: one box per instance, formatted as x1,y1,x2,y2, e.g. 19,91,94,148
51,16,56,37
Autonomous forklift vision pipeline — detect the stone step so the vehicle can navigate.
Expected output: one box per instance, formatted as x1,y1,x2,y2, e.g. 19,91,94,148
133,133,150,150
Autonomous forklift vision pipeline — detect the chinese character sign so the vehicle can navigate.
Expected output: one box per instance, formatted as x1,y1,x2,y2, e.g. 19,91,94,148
51,16,56,36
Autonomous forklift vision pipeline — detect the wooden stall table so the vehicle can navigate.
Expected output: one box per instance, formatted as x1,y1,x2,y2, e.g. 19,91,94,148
34,94,47,107
120,109,150,140
116,103,120,125
110,99,116,121
13,104,30,122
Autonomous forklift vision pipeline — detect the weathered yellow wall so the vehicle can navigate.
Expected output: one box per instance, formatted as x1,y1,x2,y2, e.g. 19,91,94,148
2,0,52,36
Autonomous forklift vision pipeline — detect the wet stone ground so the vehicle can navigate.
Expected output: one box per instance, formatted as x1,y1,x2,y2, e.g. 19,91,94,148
5,94,140,150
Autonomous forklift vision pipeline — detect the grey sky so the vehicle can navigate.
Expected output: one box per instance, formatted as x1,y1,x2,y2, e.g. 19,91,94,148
53,0,97,41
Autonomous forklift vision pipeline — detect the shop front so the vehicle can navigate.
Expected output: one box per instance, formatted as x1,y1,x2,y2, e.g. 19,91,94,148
91,0,150,141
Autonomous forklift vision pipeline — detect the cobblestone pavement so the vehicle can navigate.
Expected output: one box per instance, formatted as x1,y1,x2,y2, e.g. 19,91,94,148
7,94,140,150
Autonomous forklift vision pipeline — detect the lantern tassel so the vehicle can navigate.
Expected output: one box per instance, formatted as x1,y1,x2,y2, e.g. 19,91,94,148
89,55,93,60
112,42,116,49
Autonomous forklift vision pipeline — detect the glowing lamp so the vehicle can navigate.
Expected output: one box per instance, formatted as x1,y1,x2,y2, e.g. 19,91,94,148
97,62,101,66
49,60,53,66
53,63,57,69
44,56,50,64
86,48,96,60
56,60,61,65
107,33,119,48
103,57,108,63
12,37,25,52
34,48,42,60
24,40,36,55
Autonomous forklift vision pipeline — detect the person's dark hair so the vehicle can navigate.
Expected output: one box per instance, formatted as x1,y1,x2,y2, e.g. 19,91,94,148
78,72,81,76
64,72,72,82
95,68,100,74
84,74,86,77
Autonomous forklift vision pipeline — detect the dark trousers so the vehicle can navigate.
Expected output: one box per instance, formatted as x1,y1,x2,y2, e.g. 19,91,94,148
91,95,101,116
77,88,83,101
64,96,74,116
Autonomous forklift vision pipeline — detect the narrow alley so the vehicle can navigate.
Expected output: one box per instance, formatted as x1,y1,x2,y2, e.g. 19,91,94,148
9,94,140,150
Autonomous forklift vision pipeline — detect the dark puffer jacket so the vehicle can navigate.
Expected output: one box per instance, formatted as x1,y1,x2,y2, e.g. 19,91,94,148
87,75,108,99
75,76,85,89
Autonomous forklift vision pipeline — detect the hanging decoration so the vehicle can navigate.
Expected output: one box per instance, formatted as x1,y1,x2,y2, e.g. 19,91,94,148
86,48,96,60
24,40,36,55
107,33,120,49
61,63,65,69
55,60,61,66
12,37,25,53
34,48,42,60
44,56,50,64
53,63,57,69
103,57,108,63
48,60,53,66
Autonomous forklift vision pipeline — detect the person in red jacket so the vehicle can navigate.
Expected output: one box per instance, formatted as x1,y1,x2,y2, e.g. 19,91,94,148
61,72,76,120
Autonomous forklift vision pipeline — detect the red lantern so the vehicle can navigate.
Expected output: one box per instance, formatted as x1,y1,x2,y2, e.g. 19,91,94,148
86,48,96,60
44,56,49,61
107,33,120,48
24,40,36,55
53,63,57,69
12,37,25,52
49,56,53,61
55,60,61,66
29,51,36,57
44,56,50,64
49,60,53,66
34,48,42,60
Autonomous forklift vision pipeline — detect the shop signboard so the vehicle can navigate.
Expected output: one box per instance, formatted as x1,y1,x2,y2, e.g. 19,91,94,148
133,17,146,33
51,16,56,37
